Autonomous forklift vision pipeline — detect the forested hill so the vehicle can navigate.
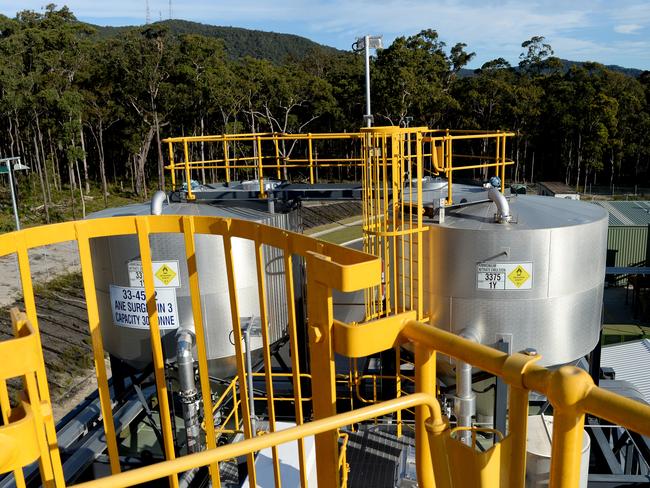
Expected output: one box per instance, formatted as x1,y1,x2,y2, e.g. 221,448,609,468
1,6,650,232
93,20,340,63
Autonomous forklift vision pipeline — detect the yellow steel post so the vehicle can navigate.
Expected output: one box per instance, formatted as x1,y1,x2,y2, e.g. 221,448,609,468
256,135,265,198
181,217,221,488
223,139,230,183
274,135,281,180
283,251,308,487
396,345,402,438
15,235,65,487
136,217,179,488
414,342,436,488
415,130,424,321
222,232,257,486
547,367,593,488
445,131,453,205
168,142,176,190
75,225,121,475
501,133,507,192
306,251,340,487
254,232,282,488
183,140,194,201
495,131,500,184
308,134,314,184
0,379,27,488
507,387,530,487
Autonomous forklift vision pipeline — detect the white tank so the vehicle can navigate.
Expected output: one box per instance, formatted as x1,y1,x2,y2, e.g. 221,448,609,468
87,202,299,377
405,195,608,366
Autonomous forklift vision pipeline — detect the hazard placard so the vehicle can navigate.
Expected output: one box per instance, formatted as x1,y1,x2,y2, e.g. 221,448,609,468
128,260,181,288
508,264,531,288
477,262,532,290
110,285,179,329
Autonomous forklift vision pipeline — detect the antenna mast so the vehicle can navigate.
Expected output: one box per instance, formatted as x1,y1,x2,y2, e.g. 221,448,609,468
145,0,151,24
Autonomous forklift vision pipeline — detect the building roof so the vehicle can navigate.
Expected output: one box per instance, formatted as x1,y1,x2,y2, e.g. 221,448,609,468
538,181,578,195
601,339,650,404
592,201,650,226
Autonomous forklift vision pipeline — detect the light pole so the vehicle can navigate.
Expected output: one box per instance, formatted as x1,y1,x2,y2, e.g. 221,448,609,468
353,35,383,127
1,157,30,230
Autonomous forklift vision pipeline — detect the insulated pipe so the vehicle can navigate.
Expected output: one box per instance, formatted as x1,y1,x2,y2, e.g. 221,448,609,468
487,186,511,223
176,329,201,454
454,329,481,446
150,190,167,216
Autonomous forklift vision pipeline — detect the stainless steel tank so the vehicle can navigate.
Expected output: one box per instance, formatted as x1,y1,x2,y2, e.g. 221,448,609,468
412,195,608,366
87,202,299,377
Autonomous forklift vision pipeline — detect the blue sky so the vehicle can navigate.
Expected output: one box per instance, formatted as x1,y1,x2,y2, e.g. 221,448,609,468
3,1,650,70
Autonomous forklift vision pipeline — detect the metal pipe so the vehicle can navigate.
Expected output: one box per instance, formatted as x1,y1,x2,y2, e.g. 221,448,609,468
176,329,201,454
365,35,371,127
150,190,167,216
243,319,257,436
487,186,511,223
5,159,20,230
454,328,480,446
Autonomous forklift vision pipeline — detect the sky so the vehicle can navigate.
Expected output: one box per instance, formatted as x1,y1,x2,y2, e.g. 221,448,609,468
2,1,650,70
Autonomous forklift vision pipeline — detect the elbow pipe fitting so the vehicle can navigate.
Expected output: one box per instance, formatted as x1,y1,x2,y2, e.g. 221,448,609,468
150,190,167,216
488,186,511,223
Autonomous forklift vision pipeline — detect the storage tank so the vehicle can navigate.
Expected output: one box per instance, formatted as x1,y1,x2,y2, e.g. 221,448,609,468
419,194,608,366
87,201,299,377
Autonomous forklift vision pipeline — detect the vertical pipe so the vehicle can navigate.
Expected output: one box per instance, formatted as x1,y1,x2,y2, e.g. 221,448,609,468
136,217,179,488
365,35,371,127
254,236,282,487
7,160,20,230
243,322,257,436
176,330,201,453
283,252,308,488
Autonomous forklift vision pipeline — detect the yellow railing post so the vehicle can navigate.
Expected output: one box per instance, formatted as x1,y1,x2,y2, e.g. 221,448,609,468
306,251,340,487
547,367,594,488
308,134,314,184
256,135,265,198
168,142,176,190
274,134,281,180
183,139,194,201
222,139,230,183
136,217,179,488
414,342,436,488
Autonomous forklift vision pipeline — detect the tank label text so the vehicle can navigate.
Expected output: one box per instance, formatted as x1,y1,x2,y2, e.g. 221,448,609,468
477,262,533,290
128,260,180,288
109,285,179,329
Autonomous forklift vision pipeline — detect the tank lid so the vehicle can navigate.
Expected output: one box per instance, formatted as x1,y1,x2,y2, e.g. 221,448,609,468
436,195,608,230
86,201,277,222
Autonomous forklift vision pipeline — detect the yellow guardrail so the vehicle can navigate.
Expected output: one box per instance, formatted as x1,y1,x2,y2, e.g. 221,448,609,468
0,214,650,488
163,132,365,199
162,128,514,203
0,215,379,488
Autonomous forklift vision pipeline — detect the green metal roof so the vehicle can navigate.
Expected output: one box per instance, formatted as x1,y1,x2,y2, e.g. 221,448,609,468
592,201,650,226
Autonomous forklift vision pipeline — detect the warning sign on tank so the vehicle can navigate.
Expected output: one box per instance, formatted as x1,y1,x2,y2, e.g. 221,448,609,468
109,285,179,329
128,260,180,288
477,262,532,290
508,265,531,288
